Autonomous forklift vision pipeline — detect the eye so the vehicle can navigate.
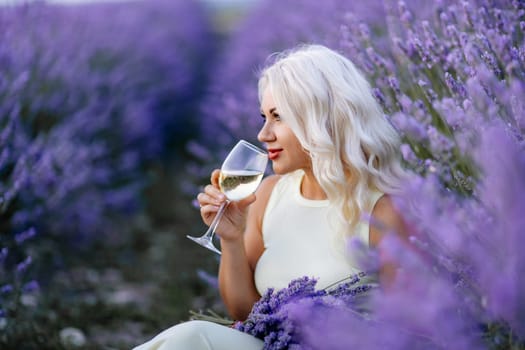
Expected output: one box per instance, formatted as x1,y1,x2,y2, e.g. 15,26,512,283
260,113,267,123
272,113,281,121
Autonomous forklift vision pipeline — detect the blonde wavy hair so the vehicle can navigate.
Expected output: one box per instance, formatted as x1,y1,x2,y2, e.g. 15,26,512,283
258,44,406,242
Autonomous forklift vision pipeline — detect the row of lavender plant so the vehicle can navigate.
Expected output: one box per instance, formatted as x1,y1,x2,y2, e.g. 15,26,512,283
0,0,212,344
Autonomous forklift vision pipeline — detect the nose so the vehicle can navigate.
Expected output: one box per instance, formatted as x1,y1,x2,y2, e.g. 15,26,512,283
257,120,275,143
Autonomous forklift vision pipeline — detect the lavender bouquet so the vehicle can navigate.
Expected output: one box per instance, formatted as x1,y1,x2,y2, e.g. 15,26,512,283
233,274,374,350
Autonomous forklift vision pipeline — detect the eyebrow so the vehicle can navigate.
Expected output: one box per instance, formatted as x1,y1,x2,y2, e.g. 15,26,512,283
260,107,278,115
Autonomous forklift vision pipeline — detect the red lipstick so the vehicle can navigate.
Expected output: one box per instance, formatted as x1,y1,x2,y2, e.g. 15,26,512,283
268,148,282,160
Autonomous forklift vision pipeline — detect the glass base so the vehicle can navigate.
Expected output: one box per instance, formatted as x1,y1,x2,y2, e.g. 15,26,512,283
186,235,222,255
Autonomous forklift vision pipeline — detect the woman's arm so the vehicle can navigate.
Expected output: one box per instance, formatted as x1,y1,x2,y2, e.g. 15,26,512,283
369,194,410,286
218,175,279,320
199,172,279,321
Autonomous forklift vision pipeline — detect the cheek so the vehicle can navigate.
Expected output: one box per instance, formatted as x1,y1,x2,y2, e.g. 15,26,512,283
297,150,312,168
290,137,306,157
286,143,310,167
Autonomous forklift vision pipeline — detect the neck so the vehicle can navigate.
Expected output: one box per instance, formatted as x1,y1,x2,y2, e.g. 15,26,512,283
300,169,327,200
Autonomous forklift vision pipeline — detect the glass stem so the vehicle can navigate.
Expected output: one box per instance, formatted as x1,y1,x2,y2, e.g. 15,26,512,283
203,200,230,241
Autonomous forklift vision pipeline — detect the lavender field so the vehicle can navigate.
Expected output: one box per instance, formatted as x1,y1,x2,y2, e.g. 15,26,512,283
1,0,524,349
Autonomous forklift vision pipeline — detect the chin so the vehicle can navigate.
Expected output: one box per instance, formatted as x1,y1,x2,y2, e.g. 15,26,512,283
271,164,286,175
271,163,295,175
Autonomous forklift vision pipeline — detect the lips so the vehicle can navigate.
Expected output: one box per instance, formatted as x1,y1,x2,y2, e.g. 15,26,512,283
268,148,283,160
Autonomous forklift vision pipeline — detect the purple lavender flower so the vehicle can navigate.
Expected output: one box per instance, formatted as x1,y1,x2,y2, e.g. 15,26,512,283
15,256,32,275
13,227,36,245
235,275,372,350
22,280,39,293
0,285,13,294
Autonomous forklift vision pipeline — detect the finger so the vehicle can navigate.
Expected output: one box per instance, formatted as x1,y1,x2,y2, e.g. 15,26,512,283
204,184,226,201
200,203,220,220
196,192,209,207
211,169,221,188
197,192,224,207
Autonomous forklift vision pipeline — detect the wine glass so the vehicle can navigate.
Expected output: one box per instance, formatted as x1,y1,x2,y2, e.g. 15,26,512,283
187,140,268,254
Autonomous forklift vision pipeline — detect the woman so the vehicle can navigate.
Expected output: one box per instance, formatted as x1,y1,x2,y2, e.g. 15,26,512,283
133,44,407,350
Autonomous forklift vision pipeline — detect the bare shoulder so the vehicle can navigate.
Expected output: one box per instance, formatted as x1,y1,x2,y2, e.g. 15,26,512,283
369,194,408,247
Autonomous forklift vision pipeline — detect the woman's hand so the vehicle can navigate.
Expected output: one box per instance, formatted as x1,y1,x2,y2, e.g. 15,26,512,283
196,169,256,242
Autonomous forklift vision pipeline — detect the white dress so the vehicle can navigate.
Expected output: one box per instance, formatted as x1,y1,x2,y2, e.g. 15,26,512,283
132,170,382,350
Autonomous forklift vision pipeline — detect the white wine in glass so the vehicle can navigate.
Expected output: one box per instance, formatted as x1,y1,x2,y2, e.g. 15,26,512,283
187,140,268,254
